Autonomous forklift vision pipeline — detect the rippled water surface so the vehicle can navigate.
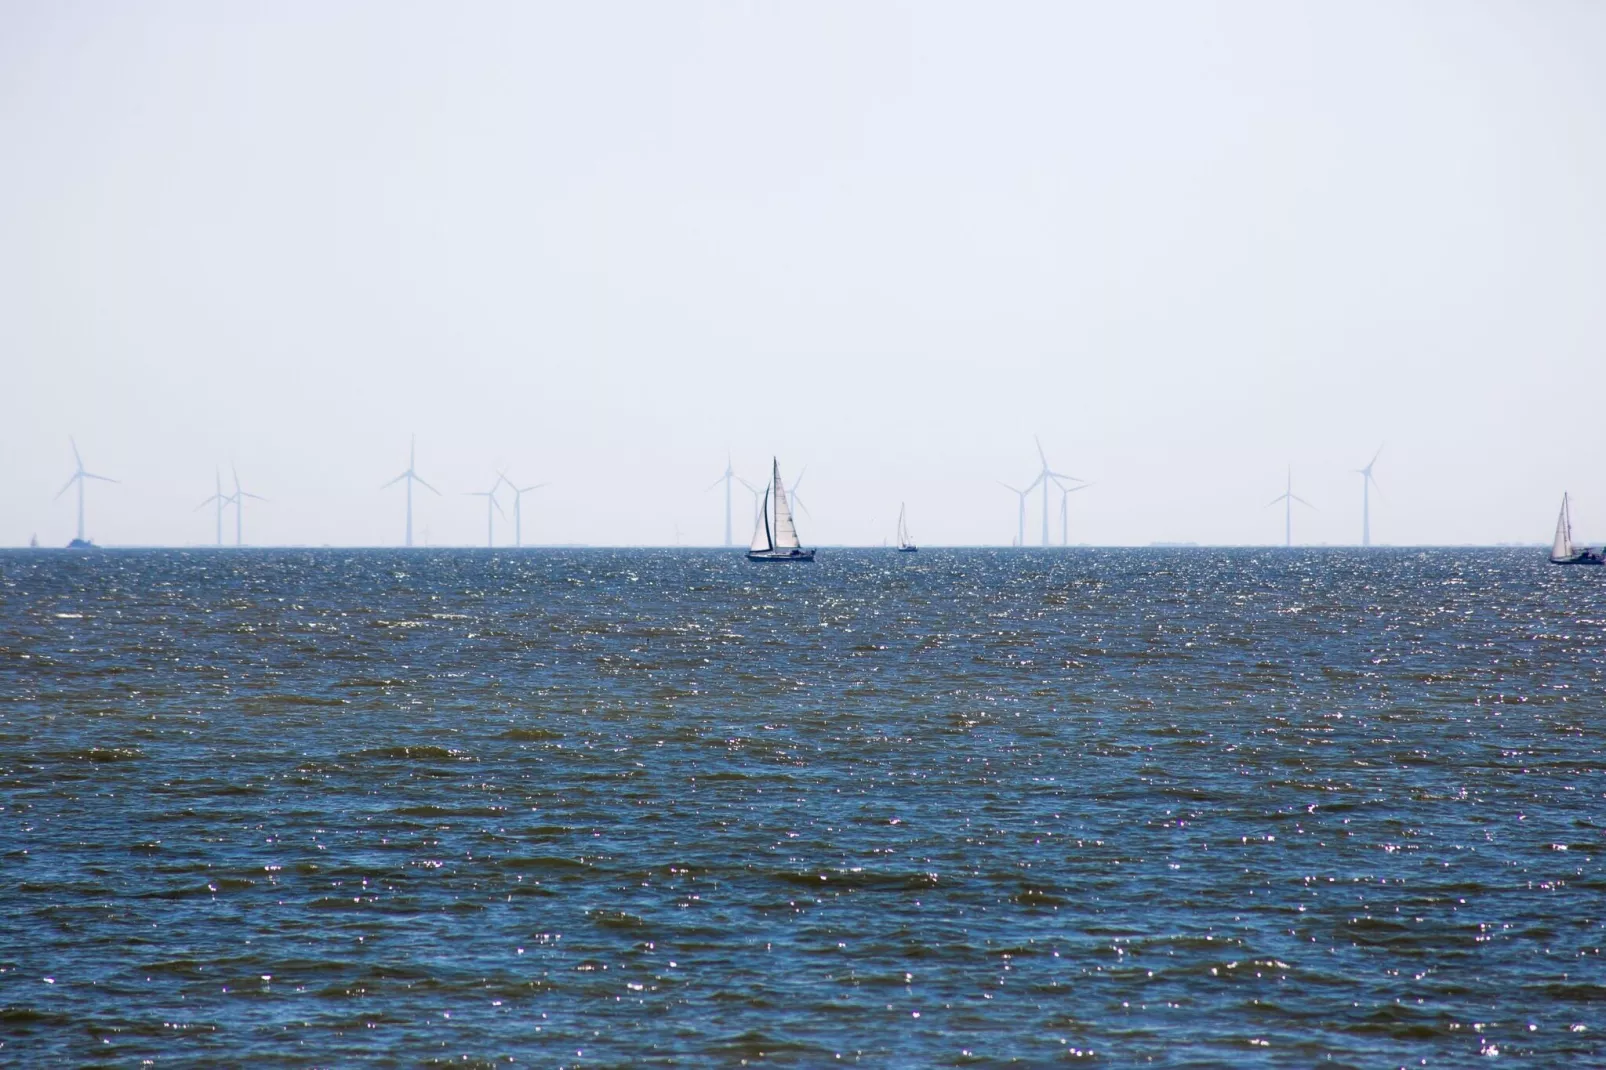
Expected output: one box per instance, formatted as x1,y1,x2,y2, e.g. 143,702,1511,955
2,548,1604,1066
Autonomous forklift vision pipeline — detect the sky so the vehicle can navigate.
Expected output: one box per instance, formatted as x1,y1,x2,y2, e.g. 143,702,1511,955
2,1,1604,547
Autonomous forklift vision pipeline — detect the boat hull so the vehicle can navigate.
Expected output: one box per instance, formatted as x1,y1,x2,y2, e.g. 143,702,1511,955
747,548,816,562
896,546,918,553
1549,552,1605,566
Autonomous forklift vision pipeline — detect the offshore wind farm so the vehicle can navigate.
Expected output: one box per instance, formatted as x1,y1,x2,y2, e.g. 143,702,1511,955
21,430,1586,554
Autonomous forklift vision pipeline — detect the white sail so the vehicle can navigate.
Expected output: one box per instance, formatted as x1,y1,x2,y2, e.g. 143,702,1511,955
1552,494,1573,561
771,460,801,550
750,487,772,552
897,503,911,549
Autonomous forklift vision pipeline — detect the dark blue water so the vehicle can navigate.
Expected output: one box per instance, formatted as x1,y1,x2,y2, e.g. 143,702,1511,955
2,549,1603,1066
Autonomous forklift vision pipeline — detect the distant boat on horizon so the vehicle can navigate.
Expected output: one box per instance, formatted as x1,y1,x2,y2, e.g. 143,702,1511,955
747,459,815,562
1549,493,1603,565
895,503,917,553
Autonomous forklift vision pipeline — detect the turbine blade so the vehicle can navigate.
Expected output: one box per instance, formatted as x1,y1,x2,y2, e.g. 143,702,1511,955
1034,435,1048,467
705,475,727,492
83,472,118,483
70,437,83,469
493,498,507,518
1024,472,1045,493
54,474,79,499
416,476,442,495
382,472,408,489
1267,494,1288,507
520,483,549,493
241,492,268,502
998,481,1022,494
1292,495,1315,509
734,476,760,493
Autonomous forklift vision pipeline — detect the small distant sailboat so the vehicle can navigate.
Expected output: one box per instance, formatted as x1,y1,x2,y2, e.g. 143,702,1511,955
1549,493,1604,566
895,502,917,553
747,459,816,562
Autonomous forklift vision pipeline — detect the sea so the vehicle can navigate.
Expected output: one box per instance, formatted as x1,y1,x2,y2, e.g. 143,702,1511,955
1,548,1602,1067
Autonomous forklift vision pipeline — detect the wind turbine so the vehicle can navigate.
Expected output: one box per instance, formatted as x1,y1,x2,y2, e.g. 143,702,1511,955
382,436,440,548
230,465,267,547
55,437,118,546
999,482,1030,547
1356,446,1383,547
467,479,505,548
736,474,762,532
788,467,811,518
1059,482,1093,546
1024,437,1086,546
497,472,549,548
196,469,228,546
1266,467,1315,547
706,455,741,547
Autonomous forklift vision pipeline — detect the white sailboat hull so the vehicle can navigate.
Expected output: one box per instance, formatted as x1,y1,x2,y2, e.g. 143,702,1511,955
747,547,816,562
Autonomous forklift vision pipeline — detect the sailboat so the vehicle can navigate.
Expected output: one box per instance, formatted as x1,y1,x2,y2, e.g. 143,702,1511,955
895,502,917,553
1549,493,1604,566
747,459,816,562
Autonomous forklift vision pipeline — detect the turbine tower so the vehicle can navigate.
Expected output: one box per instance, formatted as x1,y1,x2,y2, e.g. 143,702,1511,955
196,469,228,546
1024,437,1086,546
1266,467,1315,547
55,437,117,545
467,479,505,548
498,472,549,548
382,436,440,547
230,466,267,547
1356,445,1383,547
1059,482,1092,546
707,455,755,547
999,482,1030,547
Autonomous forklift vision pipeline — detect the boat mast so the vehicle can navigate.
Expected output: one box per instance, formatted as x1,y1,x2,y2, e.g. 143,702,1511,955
762,486,773,551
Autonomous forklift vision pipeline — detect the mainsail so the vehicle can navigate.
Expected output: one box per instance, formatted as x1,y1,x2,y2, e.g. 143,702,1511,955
750,487,773,553
1552,494,1574,562
897,503,911,549
771,460,800,550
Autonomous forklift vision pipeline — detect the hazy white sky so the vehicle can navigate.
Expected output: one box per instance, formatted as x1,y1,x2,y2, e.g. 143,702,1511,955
3,1,1603,547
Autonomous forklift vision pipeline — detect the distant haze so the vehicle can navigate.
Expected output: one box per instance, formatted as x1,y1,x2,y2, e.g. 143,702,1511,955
3,2,1603,547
